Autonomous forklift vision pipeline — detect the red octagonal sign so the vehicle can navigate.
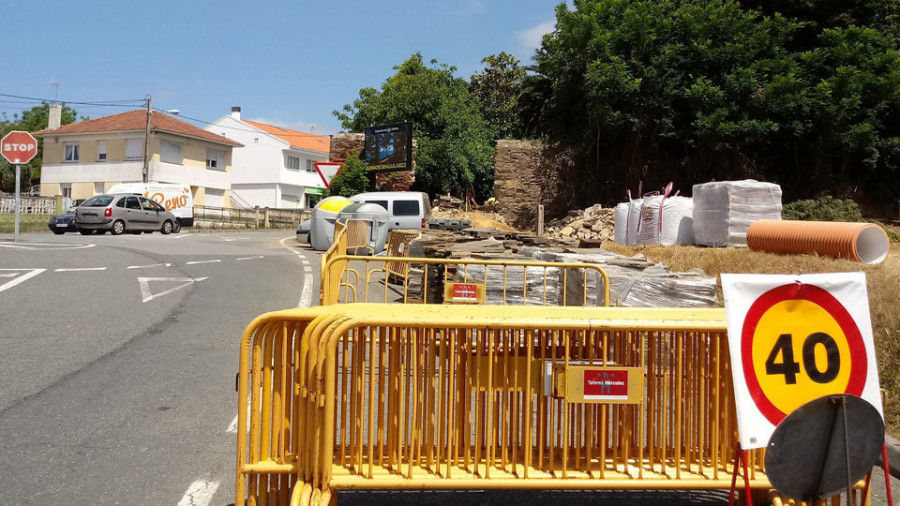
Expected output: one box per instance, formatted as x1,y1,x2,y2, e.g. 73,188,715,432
1,130,38,164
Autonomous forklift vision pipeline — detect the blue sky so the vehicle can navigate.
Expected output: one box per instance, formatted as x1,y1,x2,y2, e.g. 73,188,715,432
2,0,562,136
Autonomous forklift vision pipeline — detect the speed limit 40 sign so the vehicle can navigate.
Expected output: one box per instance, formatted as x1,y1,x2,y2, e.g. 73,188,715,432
722,272,882,449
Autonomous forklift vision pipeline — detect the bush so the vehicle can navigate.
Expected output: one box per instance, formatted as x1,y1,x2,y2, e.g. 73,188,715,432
782,195,899,242
328,153,370,198
782,195,864,222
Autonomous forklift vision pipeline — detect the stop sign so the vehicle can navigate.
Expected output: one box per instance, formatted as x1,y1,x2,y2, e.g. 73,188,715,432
1,131,38,164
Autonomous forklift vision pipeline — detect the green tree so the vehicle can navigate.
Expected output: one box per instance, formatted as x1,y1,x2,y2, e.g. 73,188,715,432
470,52,527,139
328,154,371,197
334,54,496,201
527,0,900,212
0,103,81,193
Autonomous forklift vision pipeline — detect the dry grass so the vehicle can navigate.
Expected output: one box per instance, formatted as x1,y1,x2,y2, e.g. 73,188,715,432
603,240,900,433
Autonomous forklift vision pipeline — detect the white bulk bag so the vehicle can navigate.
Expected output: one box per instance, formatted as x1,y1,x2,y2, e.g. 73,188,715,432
626,198,643,246
638,195,694,246
692,180,782,247
614,202,629,245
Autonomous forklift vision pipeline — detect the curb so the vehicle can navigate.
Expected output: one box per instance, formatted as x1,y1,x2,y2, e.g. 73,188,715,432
880,434,900,478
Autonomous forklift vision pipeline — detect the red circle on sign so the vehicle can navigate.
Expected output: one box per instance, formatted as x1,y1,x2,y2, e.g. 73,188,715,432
0,131,39,164
741,283,867,426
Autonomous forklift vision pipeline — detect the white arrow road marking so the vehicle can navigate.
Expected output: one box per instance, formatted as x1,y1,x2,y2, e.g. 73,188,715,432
236,256,264,261
178,478,219,506
0,269,46,294
127,263,171,269
186,259,221,265
138,277,207,303
54,267,107,272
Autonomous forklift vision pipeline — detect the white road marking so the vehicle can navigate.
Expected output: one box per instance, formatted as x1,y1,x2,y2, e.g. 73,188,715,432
178,478,219,506
53,267,107,272
227,398,252,434
186,259,221,265
236,256,264,261
0,273,17,278
280,236,315,308
138,277,207,303
0,242,95,250
222,237,249,242
127,263,171,269
0,269,46,294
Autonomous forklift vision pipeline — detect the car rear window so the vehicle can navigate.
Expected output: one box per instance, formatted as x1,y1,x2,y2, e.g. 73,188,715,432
81,195,114,207
393,200,420,216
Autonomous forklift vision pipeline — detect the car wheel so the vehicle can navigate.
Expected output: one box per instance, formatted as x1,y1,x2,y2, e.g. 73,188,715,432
161,220,173,235
52,229,65,235
111,220,125,235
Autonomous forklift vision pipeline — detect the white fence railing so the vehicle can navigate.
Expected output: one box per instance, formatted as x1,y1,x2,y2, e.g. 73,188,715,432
0,196,56,215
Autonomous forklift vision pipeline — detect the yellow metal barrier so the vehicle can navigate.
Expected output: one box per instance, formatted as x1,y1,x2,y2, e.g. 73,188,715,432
237,303,833,506
322,255,612,307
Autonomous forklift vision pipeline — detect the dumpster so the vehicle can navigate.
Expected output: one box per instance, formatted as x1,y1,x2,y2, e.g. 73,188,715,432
337,202,391,253
309,196,353,251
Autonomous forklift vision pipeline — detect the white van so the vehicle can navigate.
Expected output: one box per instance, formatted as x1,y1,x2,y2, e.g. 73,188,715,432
349,191,431,230
107,183,194,231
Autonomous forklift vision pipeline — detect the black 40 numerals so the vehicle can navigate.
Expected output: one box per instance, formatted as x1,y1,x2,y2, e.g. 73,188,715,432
764,333,840,384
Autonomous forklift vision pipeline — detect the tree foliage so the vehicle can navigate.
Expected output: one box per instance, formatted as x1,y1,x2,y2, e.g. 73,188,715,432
0,103,81,193
327,153,371,197
334,54,496,200
526,0,900,213
469,52,527,140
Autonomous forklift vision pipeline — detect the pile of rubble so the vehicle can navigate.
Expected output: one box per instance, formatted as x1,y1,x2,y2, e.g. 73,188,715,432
545,204,616,242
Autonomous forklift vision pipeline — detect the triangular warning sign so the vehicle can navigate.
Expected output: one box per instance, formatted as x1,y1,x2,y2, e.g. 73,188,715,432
138,276,207,303
314,162,344,189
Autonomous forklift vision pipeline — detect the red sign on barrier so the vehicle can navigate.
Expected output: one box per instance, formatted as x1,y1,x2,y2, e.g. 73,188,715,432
584,369,629,400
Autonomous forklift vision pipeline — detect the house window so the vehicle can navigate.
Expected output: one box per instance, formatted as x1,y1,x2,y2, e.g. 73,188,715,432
161,140,183,164
97,141,107,161
305,159,316,172
125,139,143,160
64,144,79,162
207,149,225,171
286,155,300,171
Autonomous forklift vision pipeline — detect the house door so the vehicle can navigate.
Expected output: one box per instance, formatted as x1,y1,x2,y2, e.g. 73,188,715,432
61,184,72,210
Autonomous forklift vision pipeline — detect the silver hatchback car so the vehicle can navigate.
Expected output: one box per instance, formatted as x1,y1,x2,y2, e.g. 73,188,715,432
75,194,179,235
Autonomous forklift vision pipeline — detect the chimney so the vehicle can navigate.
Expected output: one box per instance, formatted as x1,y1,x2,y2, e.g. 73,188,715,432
48,104,63,130
231,106,241,120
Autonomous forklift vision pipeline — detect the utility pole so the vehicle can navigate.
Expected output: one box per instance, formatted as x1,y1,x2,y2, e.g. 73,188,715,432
142,95,151,183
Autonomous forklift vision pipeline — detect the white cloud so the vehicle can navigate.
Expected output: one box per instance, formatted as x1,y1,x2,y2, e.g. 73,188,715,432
517,20,556,51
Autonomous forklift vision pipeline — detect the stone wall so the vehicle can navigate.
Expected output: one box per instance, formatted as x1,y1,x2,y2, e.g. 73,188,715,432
329,132,417,192
493,140,575,230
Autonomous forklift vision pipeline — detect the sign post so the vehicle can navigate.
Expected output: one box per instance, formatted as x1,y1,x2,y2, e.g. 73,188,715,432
1,131,39,243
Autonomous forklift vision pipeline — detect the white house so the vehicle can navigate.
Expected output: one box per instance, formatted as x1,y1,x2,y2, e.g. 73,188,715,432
207,107,330,209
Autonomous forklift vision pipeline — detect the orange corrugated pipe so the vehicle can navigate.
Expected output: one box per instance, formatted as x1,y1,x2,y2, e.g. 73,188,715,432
747,220,890,264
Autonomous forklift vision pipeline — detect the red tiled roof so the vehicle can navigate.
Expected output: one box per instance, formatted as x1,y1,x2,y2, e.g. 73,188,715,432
243,120,330,153
35,109,243,147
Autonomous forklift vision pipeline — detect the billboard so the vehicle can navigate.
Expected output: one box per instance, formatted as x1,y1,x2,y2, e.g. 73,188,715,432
364,122,412,172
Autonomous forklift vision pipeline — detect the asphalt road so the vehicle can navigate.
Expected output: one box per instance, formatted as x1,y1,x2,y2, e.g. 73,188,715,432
1,228,897,505
0,229,318,505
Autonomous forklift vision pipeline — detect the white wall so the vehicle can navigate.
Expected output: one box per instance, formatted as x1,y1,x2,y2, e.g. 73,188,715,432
232,184,279,208
151,160,231,190
41,161,143,183
208,117,285,185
